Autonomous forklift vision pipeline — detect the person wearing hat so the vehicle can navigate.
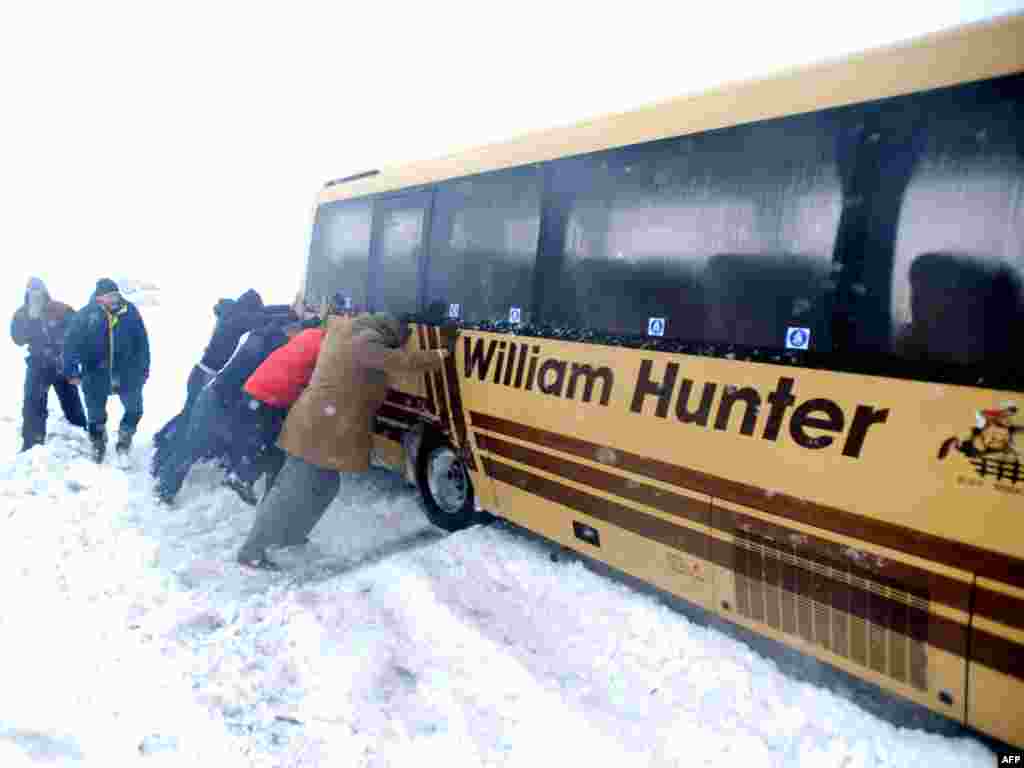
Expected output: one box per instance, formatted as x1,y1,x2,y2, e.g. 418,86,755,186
236,311,448,570
63,278,151,463
10,277,87,451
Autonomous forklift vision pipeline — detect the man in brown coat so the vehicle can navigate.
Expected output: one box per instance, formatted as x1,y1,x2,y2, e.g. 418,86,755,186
236,312,448,570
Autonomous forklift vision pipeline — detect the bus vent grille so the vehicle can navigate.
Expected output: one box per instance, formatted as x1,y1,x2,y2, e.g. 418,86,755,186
732,533,928,691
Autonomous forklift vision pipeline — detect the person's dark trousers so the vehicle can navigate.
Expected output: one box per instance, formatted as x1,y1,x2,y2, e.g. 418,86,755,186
150,414,180,477
225,397,286,486
236,454,341,563
152,365,214,476
21,360,87,450
156,387,230,502
259,446,287,500
81,370,144,437
183,364,215,420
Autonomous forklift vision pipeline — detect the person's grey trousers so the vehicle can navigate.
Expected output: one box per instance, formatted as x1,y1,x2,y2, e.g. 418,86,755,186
236,453,341,562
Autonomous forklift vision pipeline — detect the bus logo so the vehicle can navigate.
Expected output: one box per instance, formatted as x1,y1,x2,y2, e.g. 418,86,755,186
938,402,1022,485
786,327,810,350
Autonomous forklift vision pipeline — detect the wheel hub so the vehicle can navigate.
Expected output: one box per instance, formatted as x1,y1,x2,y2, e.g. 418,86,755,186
427,447,469,515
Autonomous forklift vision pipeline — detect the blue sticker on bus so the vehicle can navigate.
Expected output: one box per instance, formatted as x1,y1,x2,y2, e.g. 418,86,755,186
647,317,666,337
786,327,810,349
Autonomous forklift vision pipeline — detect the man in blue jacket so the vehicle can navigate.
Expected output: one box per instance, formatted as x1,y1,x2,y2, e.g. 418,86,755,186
64,278,151,463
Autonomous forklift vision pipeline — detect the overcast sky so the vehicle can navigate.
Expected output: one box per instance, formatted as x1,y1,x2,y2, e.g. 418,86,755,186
4,1,1022,306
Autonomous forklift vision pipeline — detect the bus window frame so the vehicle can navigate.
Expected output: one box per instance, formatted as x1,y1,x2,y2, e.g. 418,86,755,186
367,187,436,316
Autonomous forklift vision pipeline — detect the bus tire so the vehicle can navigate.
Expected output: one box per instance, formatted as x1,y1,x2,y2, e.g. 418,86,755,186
416,437,478,532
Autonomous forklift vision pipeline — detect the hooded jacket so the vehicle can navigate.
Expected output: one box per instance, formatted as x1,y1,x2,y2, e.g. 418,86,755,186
199,289,269,372
276,313,445,472
63,288,150,389
11,279,76,367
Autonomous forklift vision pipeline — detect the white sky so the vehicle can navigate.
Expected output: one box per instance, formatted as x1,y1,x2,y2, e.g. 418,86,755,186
3,1,1023,304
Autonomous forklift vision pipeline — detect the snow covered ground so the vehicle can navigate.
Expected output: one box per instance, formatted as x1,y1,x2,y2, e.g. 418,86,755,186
0,279,1001,766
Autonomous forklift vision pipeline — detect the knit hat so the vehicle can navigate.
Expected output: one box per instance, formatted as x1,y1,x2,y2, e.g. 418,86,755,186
352,312,403,348
95,278,120,296
27,277,47,293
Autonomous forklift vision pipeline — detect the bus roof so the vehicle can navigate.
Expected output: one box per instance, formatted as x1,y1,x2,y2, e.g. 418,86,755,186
319,12,1024,206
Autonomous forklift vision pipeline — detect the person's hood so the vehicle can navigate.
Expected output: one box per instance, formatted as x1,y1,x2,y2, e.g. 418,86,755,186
236,289,264,312
214,298,236,318
24,277,50,307
351,312,403,348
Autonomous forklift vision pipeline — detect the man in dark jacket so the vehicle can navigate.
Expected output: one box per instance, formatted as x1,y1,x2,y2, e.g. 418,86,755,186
10,277,87,451
64,278,151,463
151,290,294,476
155,317,317,505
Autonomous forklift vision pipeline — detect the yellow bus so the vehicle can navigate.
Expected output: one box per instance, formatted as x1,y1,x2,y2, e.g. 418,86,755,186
303,13,1024,748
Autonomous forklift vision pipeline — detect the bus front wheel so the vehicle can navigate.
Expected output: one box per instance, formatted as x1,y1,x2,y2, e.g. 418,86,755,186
416,439,478,532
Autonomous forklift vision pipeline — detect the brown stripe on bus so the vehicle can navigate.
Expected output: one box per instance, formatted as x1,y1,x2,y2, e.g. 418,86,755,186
470,411,1024,591
442,349,477,472
482,456,971,662
416,325,437,415
476,429,971,616
378,403,419,427
974,588,1024,634
970,628,1024,683
476,432,712,527
483,455,709,559
426,326,453,436
384,390,430,412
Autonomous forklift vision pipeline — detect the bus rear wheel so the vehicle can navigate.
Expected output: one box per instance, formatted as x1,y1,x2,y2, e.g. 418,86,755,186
416,439,478,532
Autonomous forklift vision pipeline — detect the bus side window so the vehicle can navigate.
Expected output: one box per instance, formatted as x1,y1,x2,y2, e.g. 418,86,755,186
425,168,541,326
703,253,830,350
894,252,1021,368
306,200,372,309
886,75,1024,375
539,112,841,349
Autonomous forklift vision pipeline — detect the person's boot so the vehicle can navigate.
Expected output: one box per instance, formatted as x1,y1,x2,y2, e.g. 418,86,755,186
223,473,258,506
88,427,107,464
236,549,281,571
116,428,134,456
20,432,44,453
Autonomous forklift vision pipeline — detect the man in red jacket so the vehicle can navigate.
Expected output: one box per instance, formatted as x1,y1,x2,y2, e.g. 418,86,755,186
238,324,327,498
243,325,326,408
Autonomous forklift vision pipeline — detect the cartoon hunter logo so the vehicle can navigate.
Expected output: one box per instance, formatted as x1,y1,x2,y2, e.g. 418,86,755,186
938,401,1023,484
